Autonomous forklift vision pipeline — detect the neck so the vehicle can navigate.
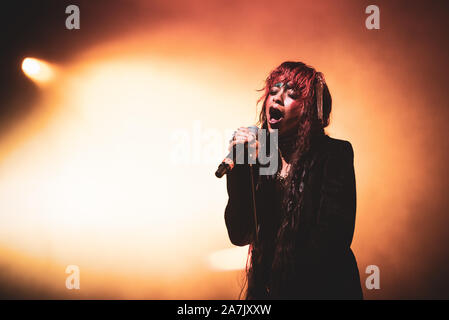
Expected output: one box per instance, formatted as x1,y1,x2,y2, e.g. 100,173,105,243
278,134,297,163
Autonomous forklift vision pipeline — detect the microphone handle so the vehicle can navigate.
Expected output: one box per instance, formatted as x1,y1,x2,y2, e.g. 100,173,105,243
215,126,259,178
215,152,235,178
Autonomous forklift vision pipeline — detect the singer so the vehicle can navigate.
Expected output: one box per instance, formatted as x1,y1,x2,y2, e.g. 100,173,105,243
224,61,363,299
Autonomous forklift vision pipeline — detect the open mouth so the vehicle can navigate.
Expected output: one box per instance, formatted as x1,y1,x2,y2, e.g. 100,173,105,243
269,107,284,124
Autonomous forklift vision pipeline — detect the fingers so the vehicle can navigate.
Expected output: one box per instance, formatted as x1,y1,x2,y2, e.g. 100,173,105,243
228,127,259,153
228,140,259,158
228,140,243,151
234,128,254,140
239,127,257,141
228,137,249,151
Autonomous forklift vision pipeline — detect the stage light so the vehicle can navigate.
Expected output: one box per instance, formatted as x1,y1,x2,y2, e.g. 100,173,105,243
21,57,55,84
208,246,249,271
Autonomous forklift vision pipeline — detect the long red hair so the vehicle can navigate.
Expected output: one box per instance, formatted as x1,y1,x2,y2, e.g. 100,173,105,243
244,61,332,299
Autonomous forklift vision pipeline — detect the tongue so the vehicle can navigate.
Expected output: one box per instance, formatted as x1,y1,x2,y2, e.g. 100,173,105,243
270,117,283,123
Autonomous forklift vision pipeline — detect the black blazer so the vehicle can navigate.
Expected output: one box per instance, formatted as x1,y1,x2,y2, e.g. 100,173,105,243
224,134,363,299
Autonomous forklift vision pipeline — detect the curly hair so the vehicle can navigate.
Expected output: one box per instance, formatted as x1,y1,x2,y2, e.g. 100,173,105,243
243,61,332,299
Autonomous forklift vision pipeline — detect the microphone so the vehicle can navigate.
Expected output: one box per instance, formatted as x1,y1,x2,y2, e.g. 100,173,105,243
215,126,259,178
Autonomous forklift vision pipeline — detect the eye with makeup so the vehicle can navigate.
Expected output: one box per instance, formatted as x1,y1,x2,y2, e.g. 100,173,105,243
287,89,299,99
285,83,299,99
269,88,299,99
269,88,279,96
269,82,299,99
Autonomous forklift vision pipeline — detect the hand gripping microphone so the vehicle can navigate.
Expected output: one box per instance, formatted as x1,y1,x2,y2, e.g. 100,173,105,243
215,126,259,178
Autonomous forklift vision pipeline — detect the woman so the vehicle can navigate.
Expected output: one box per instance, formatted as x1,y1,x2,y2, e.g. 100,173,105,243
224,61,363,299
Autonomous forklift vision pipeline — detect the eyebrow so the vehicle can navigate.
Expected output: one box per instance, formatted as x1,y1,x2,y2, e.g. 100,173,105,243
272,81,295,89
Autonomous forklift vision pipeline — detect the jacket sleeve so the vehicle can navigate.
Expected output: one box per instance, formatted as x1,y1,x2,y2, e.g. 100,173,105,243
224,165,257,246
299,141,357,257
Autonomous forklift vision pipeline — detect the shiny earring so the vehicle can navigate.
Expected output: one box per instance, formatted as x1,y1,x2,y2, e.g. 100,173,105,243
315,72,324,124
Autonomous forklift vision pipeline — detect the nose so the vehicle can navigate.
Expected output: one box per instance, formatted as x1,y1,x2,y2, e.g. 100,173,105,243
273,88,285,106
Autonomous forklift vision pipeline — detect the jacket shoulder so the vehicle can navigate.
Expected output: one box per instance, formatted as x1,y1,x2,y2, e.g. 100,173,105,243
322,136,354,159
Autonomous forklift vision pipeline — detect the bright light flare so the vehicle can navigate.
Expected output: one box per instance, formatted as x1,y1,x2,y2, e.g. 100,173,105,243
208,246,249,271
21,57,55,84
0,50,253,298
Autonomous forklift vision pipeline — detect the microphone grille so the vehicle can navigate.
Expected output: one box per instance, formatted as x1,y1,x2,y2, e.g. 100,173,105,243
247,125,259,138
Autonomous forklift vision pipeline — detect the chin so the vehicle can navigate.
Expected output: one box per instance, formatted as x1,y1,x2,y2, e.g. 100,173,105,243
267,119,282,131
